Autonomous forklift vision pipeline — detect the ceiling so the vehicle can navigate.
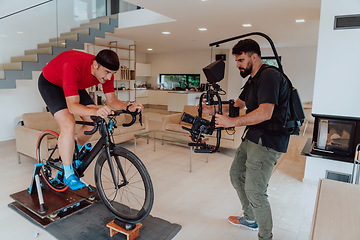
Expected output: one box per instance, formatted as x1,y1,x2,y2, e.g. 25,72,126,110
110,0,321,54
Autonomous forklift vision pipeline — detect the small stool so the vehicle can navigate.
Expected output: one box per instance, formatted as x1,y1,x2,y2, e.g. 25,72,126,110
106,220,142,240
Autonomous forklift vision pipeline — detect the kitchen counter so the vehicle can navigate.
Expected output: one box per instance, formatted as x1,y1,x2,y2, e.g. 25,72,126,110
168,91,203,94
168,91,202,112
133,89,203,110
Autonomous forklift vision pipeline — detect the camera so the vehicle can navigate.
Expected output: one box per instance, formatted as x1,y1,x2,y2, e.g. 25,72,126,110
180,59,239,153
180,113,214,141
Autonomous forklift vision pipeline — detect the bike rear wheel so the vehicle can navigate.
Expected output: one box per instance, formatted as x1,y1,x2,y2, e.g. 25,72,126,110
94,146,154,223
36,130,68,192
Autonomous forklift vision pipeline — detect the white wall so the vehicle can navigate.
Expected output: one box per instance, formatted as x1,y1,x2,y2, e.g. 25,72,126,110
312,0,360,117
147,49,214,89
0,72,46,141
147,45,317,102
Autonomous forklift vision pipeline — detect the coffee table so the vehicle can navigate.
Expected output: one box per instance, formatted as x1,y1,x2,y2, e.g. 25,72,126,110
134,130,208,172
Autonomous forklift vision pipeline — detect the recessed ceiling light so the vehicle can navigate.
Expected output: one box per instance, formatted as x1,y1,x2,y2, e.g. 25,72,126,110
201,0,208,2
296,19,305,23
16,31,24,34
162,31,171,35
198,28,207,31
147,48,153,51
242,24,252,27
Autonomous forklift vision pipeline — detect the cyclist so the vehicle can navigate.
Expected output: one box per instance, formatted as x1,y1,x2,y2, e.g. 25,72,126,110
38,49,143,190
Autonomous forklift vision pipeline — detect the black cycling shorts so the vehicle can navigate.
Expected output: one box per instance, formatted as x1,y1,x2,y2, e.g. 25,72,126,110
38,73,95,115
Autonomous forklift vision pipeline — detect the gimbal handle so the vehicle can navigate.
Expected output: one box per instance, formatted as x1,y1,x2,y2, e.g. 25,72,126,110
197,90,222,153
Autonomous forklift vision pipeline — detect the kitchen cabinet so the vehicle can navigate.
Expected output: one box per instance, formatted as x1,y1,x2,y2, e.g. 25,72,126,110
136,63,151,76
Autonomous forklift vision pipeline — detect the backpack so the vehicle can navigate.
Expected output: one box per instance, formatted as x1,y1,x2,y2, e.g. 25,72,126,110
257,65,305,135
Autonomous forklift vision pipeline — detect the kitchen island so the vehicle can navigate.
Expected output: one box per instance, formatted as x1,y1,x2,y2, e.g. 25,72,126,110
167,91,203,112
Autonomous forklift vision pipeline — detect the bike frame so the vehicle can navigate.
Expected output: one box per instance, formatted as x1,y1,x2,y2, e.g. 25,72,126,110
74,118,126,189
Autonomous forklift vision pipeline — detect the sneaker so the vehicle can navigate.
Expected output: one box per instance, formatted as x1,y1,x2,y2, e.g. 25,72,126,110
228,216,259,231
64,174,86,190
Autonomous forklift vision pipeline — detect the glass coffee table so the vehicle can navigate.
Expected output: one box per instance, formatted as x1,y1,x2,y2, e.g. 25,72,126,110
134,130,208,172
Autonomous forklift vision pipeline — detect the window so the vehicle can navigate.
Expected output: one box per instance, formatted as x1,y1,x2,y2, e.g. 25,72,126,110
159,74,200,90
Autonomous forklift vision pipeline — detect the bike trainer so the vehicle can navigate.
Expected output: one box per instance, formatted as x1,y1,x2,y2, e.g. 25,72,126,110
8,163,97,227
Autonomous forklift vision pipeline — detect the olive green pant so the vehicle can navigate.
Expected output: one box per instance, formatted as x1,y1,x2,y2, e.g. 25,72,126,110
230,139,281,240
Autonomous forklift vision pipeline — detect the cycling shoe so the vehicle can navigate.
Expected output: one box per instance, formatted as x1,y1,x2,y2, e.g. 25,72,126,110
64,174,85,190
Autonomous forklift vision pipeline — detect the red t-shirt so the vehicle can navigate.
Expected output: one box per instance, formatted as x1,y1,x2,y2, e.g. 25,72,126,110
42,50,115,97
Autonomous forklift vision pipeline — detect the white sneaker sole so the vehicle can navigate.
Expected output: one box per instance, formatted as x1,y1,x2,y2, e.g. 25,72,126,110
228,219,259,231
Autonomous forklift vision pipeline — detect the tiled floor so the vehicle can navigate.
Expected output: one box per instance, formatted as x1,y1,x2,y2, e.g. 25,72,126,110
0,108,317,240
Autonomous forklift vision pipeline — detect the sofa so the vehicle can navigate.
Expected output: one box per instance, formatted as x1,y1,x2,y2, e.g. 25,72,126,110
162,105,246,150
15,111,149,163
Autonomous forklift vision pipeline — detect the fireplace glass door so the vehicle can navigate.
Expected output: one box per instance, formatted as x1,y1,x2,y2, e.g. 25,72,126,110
315,119,356,156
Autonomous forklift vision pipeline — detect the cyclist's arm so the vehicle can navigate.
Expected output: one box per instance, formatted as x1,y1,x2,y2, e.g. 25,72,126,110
105,92,144,112
104,92,128,110
66,95,112,118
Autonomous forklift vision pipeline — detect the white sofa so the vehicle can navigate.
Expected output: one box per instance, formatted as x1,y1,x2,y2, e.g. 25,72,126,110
15,111,149,163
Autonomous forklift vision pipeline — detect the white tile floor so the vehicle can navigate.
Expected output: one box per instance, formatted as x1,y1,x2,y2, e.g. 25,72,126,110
0,109,318,240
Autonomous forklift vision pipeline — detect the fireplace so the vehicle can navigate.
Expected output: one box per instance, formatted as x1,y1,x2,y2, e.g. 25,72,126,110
311,114,360,163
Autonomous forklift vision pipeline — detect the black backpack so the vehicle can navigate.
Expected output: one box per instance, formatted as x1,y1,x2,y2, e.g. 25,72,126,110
257,65,305,135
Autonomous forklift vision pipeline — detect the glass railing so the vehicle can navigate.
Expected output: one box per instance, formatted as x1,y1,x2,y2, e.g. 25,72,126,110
0,0,140,70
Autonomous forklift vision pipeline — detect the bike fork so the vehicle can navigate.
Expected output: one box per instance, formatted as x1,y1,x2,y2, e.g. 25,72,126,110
105,146,128,189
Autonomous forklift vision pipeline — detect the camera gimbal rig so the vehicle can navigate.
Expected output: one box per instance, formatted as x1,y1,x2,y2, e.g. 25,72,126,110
181,60,239,153
181,32,283,153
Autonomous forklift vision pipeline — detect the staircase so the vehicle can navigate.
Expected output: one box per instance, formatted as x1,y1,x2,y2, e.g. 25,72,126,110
0,14,119,89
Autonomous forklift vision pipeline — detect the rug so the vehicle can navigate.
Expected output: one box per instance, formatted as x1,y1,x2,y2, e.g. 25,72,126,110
46,202,181,240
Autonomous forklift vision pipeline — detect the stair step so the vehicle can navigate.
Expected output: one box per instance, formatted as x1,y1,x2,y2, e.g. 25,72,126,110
11,54,38,63
89,14,118,24
76,22,101,30
61,28,89,37
38,41,66,48
25,47,53,55
49,34,78,42
1,62,22,70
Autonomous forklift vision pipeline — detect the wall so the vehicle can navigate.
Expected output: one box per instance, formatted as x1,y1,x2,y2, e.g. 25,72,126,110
147,49,215,89
0,0,105,64
312,0,360,117
147,45,317,102
0,72,46,141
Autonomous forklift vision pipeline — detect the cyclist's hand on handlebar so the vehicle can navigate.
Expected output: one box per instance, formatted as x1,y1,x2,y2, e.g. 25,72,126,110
127,102,144,112
96,105,113,119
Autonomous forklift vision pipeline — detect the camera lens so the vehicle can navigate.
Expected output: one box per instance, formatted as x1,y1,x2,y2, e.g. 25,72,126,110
181,113,195,124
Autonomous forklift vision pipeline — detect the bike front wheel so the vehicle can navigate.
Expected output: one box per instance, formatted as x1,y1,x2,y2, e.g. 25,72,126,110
94,146,154,223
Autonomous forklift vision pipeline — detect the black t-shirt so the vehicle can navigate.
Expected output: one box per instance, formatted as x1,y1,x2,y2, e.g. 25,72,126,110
239,64,290,153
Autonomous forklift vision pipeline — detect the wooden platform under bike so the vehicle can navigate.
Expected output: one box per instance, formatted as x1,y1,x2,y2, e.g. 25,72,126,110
8,184,98,227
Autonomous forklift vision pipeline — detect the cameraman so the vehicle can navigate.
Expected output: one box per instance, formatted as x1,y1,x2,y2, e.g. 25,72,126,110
202,39,290,240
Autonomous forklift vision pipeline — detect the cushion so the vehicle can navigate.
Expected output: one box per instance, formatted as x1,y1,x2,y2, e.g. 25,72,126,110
23,112,59,131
